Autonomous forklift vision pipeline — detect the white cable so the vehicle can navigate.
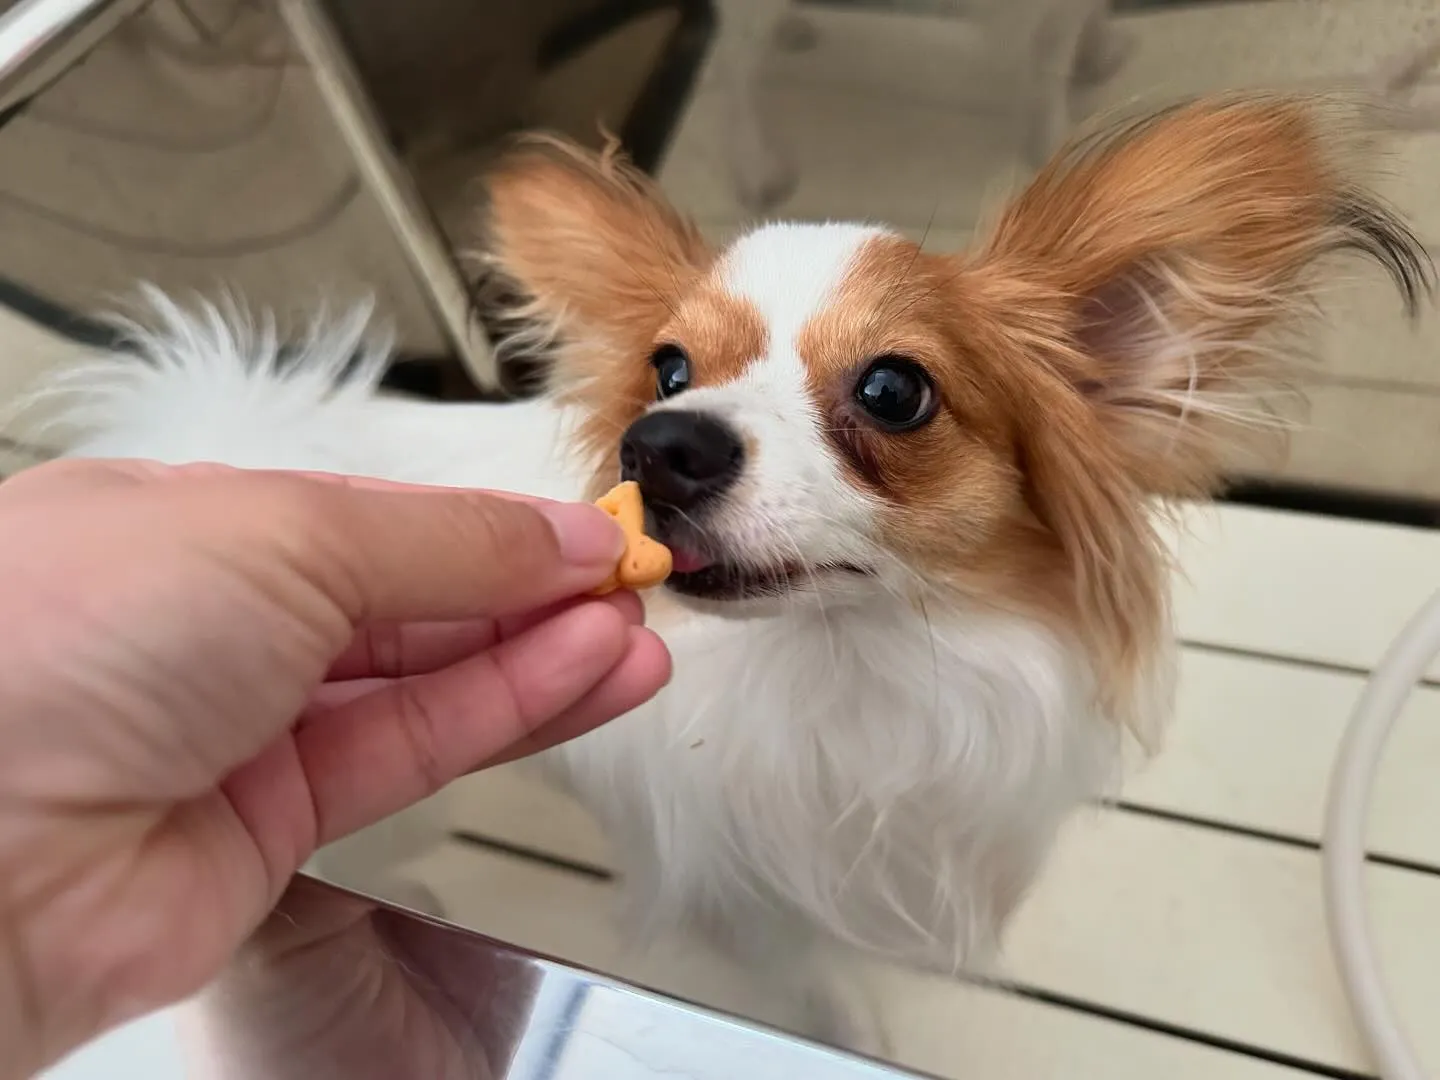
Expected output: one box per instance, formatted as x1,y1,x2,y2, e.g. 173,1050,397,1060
1321,588,1440,1080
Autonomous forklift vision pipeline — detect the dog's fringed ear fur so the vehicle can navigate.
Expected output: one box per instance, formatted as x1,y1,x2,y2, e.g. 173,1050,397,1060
476,134,712,394
977,95,1432,497
967,96,1432,728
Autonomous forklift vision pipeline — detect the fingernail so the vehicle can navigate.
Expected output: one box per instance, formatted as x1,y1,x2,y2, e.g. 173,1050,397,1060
541,502,626,567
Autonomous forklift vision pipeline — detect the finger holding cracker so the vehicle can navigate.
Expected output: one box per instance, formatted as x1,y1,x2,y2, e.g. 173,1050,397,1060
591,481,673,595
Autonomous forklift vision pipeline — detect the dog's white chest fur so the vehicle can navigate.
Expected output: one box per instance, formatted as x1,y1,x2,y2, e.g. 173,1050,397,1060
551,593,1116,970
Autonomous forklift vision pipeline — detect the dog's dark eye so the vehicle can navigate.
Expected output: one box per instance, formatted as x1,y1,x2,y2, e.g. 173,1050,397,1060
854,356,936,432
651,344,692,399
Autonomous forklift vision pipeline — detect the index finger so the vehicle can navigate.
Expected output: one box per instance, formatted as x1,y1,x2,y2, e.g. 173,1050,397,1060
284,470,554,505
219,471,626,625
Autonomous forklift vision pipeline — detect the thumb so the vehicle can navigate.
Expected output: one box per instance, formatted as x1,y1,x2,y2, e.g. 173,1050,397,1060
238,473,627,624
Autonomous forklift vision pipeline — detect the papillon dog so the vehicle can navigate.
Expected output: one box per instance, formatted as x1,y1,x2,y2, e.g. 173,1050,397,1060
40,95,1429,1052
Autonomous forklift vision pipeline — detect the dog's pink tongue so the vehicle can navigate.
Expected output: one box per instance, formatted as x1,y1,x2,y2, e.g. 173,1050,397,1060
670,547,713,574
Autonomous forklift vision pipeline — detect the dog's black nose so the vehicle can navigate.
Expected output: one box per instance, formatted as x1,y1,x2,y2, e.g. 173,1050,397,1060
620,410,744,510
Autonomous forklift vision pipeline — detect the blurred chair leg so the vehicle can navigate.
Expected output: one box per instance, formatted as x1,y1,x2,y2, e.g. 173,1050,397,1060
278,0,502,394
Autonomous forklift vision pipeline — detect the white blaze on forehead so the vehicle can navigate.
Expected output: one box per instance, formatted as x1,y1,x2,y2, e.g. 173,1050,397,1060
660,222,890,571
718,223,889,368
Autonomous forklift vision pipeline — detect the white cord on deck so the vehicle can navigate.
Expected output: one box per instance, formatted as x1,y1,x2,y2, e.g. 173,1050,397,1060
1322,589,1440,1080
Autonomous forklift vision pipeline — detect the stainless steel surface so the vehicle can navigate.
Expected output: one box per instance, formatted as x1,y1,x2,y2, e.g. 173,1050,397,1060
279,0,501,393
0,0,145,102
281,874,935,1080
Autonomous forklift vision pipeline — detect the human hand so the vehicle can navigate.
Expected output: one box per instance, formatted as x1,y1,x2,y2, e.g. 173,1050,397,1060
0,459,670,1079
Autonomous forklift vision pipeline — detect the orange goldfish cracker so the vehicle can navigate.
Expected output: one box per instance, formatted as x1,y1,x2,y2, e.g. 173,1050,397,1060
589,481,673,595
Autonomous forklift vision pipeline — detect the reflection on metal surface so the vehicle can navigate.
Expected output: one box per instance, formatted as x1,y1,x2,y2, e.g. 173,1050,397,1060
1,0,109,96
0,0,148,105
267,874,935,1080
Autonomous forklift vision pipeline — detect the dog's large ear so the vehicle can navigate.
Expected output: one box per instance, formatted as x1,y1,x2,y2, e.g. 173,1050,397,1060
477,135,712,390
967,97,1431,720
976,95,1431,497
